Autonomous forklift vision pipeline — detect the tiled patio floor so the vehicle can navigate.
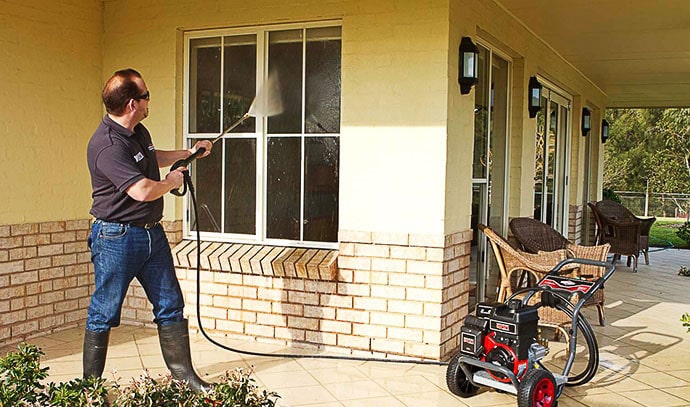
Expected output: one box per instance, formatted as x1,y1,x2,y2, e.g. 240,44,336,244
3,249,690,406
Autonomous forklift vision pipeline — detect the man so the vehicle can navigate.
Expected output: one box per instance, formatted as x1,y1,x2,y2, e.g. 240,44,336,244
85,68,212,392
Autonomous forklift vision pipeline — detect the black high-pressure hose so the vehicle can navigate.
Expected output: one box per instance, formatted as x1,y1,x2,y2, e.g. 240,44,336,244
554,299,599,386
181,171,446,366
178,165,600,377
516,287,599,387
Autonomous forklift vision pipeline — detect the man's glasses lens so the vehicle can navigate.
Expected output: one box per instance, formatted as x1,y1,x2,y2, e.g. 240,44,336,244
135,91,150,100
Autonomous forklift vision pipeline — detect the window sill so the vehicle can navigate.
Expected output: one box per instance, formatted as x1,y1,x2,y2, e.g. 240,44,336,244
172,240,338,280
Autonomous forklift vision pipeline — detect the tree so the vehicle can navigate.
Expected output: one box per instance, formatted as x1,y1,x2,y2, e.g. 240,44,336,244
605,108,690,216
604,109,663,192
648,109,690,192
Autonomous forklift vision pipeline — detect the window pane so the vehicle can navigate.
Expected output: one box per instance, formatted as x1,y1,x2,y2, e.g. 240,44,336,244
305,27,341,134
224,138,256,234
533,96,548,221
224,35,257,133
304,137,339,242
267,30,303,134
191,139,222,232
266,137,301,239
189,37,221,133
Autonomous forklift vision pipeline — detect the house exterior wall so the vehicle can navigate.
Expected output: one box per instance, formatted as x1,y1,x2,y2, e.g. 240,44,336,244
98,0,469,360
1,0,610,359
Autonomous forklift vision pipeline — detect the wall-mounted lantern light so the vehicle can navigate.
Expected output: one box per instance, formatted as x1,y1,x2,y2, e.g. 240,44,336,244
528,76,542,118
582,108,592,136
458,36,479,94
601,119,610,143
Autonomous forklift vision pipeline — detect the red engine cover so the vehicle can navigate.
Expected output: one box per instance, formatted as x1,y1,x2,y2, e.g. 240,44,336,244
481,332,528,382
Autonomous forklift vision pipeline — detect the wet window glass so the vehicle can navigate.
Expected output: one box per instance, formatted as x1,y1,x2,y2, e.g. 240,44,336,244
186,25,341,245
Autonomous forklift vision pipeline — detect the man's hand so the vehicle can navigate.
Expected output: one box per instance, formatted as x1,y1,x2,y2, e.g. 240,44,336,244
126,167,187,202
165,167,187,190
190,140,213,158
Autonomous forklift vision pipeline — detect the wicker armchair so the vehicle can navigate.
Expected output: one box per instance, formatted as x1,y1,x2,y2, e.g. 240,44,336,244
588,200,656,272
479,224,584,340
509,217,611,326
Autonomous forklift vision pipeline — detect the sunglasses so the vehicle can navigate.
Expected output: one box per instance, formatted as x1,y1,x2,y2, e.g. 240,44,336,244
133,90,150,101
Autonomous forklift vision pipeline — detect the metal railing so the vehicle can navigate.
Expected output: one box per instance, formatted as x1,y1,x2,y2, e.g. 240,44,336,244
615,191,690,219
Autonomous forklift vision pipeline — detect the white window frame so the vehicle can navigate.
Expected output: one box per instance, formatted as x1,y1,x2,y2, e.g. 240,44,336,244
183,21,341,250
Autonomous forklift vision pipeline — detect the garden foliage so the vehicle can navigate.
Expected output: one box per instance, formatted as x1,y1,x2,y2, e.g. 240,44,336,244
0,343,279,407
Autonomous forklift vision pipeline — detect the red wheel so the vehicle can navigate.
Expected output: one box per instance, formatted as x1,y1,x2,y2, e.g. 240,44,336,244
518,369,557,407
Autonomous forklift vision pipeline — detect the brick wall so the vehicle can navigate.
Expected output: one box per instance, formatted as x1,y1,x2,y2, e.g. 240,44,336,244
568,204,583,244
0,218,472,361
0,220,93,346
174,229,472,361
0,219,183,345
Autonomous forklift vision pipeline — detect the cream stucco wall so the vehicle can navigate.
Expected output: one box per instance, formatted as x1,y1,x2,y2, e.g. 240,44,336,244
0,0,102,224
102,0,453,235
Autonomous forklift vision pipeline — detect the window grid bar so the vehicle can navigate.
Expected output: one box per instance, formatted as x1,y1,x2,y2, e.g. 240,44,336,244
300,28,307,242
219,36,226,234
257,30,266,242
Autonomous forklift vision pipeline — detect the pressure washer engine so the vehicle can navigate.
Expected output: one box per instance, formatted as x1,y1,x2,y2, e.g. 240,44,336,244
461,301,547,385
446,258,616,407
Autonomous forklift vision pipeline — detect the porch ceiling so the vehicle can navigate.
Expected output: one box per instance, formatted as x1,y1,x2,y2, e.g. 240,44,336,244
495,0,690,108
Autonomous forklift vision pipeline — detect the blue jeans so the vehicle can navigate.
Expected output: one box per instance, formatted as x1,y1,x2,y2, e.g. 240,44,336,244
86,220,185,332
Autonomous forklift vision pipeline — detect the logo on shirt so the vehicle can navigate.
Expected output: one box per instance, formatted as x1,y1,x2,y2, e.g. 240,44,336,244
134,152,145,162
148,144,155,151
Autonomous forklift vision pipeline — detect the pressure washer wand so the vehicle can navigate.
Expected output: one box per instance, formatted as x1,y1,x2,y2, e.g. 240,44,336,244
171,112,250,171
169,112,251,196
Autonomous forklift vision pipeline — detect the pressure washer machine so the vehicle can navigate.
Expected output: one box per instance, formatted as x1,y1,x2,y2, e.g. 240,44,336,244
446,258,616,407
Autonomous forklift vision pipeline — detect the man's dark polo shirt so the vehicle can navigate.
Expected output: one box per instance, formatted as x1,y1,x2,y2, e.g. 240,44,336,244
87,115,163,223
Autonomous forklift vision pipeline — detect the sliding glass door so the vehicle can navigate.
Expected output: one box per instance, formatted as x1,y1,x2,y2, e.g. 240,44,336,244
533,88,571,235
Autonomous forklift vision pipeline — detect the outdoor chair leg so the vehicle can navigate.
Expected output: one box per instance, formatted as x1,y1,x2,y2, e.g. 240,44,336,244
497,286,506,303
632,255,638,273
644,249,650,265
597,303,606,326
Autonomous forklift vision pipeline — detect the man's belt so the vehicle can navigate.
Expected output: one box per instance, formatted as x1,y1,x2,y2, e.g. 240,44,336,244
129,221,160,229
98,219,160,229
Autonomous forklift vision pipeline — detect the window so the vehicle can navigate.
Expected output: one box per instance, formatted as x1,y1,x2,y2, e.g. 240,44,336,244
185,23,341,248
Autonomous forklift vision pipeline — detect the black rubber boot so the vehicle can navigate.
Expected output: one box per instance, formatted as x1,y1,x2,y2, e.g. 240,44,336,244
83,329,110,379
158,319,211,393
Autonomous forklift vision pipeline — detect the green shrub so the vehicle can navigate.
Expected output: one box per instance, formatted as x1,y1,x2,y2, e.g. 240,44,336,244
602,188,622,203
111,369,279,407
682,313,690,333
0,343,108,406
676,222,690,246
0,343,279,407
